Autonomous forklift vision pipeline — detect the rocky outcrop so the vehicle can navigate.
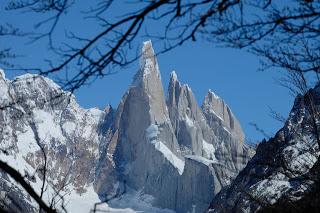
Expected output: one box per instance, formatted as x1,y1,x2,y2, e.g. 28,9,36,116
209,85,320,213
167,71,214,156
202,90,251,174
202,90,244,142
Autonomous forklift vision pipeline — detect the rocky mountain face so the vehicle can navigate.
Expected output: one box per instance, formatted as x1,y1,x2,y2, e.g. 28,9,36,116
0,41,253,213
209,85,320,212
0,69,107,212
95,41,254,212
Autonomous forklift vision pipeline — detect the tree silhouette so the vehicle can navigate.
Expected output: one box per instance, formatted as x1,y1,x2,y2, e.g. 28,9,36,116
2,1,318,91
1,0,320,212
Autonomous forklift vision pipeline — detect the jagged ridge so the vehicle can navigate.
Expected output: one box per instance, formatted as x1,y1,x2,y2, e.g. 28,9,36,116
0,40,254,213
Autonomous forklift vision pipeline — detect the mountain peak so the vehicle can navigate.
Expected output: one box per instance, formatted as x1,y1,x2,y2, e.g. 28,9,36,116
0,69,5,79
132,40,161,87
170,70,178,82
202,89,245,142
104,104,113,113
207,89,220,100
140,40,157,73
142,40,154,58
130,41,169,124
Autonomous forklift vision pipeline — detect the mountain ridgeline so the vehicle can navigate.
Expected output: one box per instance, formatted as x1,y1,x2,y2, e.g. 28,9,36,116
209,84,320,213
0,41,254,212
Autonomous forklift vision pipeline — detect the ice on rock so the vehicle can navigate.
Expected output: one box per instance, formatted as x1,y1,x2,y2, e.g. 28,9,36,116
146,124,160,141
202,140,217,161
208,89,220,99
142,40,154,58
185,155,217,166
153,140,185,175
133,40,161,86
146,124,185,175
185,114,194,127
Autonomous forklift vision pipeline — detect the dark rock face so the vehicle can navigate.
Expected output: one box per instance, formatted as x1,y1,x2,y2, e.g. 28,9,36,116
259,159,320,213
167,71,209,156
209,86,320,213
0,171,36,213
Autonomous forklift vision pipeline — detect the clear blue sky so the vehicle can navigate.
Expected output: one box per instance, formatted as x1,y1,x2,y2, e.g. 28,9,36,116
0,1,294,143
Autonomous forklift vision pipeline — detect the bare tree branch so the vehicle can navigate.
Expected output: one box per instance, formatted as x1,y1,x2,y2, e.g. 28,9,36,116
0,160,57,213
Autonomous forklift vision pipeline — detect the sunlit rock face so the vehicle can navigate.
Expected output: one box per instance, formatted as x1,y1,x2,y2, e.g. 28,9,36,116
97,41,254,212
167,70,213,156
209,85,320,213
0,41,253,213
202,90,253,175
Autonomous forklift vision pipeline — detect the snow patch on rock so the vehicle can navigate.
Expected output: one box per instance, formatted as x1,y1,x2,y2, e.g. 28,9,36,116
33,109,65,143
108,187,175,213
202,140,217,161
146,124,185,175
146,124,160,141
208,89,220,99
153,140,185,175
185,115,194,127
185,155,217,166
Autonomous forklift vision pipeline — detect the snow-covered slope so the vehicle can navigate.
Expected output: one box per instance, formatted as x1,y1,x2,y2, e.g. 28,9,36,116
209,85,320,213
0,70,105,212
